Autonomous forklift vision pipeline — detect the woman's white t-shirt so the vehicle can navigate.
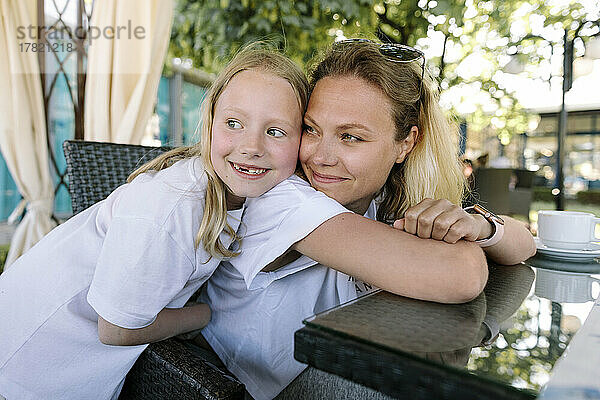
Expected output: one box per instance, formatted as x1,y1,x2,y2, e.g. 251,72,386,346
0,159,348,400
200,199,379,400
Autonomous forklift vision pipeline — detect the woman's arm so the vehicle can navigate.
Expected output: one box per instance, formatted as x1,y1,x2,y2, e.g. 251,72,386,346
393,199,536,265
480,215,537,265
97,303,210,346
292,213,488,304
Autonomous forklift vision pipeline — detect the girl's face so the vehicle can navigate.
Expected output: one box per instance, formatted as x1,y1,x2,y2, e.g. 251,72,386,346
211,70,303,208
300,76,414,215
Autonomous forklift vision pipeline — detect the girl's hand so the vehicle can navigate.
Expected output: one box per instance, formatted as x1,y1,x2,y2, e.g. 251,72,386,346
393,198,493,243
176,328,204,341
98,301,211,346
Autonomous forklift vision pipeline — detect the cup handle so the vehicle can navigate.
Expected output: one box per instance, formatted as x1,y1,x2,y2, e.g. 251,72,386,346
593,218,600,241
591,277,600,301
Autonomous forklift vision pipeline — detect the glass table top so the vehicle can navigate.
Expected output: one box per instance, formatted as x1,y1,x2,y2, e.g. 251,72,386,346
302,256,600,397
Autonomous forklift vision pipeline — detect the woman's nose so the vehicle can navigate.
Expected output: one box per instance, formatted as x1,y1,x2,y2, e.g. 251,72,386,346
306,137,338,166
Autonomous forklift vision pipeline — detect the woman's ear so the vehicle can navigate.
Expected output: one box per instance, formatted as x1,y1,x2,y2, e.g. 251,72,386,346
395,126,419,163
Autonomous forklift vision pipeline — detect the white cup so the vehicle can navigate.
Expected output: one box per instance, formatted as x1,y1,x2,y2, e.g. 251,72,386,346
534,269,600,303
537,210,600,250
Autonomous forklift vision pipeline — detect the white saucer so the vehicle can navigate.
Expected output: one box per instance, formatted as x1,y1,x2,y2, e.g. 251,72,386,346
535,237,600,262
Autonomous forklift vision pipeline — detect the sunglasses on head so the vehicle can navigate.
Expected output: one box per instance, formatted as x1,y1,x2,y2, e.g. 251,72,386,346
332,38,426,100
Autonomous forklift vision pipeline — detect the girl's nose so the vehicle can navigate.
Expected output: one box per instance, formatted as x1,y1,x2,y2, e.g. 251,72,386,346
238,130,264,157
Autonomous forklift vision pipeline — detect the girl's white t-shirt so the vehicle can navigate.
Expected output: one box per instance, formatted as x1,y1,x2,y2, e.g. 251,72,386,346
0,157,225,400
0,159,348,400
200,198,378,400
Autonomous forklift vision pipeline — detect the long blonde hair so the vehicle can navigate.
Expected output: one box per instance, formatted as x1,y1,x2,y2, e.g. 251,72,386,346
129,45,309,259
309,41,467,223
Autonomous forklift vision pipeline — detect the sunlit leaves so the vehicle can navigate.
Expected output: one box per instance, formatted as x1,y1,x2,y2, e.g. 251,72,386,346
169,0,598,142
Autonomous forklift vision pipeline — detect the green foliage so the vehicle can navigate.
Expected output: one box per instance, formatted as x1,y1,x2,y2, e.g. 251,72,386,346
169,0,373,72
576,190,600,205
169,0,599,140
467,301,572,392
0,244,9,275
533,188,600,207
533,187,554,202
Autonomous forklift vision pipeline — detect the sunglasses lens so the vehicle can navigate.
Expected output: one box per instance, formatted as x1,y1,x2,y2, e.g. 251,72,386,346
329,39,425,102
379,44,422,62
332,40,423,62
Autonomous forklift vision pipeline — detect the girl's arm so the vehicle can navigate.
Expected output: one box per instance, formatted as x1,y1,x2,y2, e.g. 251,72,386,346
97,303,210,346
393,199,536,265
292,213,488,304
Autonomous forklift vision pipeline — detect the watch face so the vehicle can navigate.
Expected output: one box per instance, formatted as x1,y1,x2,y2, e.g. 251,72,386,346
471,204,505,225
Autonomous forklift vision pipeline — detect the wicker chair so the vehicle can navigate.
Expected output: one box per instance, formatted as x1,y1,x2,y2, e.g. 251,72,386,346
63,140,245,400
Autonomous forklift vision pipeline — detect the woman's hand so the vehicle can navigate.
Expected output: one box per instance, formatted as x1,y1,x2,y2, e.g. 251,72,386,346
393,198,493,243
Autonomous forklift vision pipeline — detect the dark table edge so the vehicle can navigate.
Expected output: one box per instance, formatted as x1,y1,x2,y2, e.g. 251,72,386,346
294,326,537,400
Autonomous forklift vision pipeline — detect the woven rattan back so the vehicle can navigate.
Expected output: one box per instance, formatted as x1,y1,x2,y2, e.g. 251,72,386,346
63,140,172,215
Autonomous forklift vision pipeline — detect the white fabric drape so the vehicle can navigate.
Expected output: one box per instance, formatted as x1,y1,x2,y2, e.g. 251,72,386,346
84,0,173,143
0,0,56,268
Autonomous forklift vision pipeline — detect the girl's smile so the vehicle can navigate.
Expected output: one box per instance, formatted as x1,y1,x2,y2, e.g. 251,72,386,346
229,161,270,178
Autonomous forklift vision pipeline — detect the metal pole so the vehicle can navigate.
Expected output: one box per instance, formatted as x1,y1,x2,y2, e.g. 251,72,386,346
549,301,563,359
520,133,527,169
555,30,572,211
556,85,567,210
169,71,183,146
459,121,467,156
75,0,86,140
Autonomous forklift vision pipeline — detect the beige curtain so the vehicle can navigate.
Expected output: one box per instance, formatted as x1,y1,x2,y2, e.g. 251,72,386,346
85,0,173,143
0,0,56,268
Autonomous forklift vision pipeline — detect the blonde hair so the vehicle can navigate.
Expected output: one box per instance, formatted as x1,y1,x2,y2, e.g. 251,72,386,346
129,44,309,259
309,41,467,223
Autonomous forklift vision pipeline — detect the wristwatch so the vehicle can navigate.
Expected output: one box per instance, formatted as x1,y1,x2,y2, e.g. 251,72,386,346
463,204,505,248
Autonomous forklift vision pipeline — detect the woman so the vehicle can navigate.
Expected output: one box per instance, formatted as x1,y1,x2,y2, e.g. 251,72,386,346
197,40,536,400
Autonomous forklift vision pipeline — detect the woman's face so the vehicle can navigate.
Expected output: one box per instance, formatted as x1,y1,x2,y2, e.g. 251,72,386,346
300,76,414,214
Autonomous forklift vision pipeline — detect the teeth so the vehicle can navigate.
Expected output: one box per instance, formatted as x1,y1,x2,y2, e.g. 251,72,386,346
232,163,267,175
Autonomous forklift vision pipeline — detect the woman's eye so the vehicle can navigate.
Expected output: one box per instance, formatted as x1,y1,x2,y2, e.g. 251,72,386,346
302,124,316,135
341,133,362,142
267,128,286,137
226,119,242,129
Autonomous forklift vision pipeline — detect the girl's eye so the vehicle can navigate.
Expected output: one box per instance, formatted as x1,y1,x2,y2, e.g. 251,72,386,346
341,133,362,143
267,128,286,137
226,119,242,129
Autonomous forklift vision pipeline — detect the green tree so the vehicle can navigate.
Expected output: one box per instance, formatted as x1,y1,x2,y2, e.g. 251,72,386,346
468,302,572,392
169,0,373,72
169,0,599,142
